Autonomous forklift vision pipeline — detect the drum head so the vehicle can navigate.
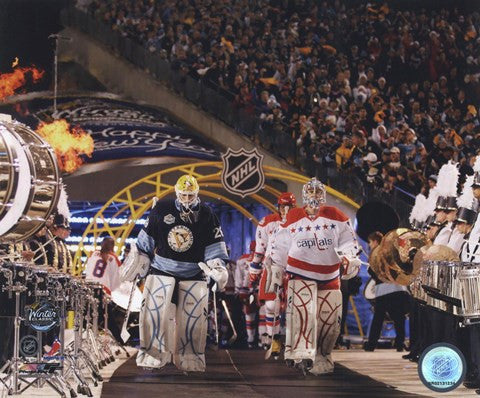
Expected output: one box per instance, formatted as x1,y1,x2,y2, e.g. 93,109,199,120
111,281,142,313
0,120,60,241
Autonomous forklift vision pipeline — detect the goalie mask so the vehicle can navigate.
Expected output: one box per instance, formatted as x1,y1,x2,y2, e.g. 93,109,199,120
302,178,326,209
175,175,200,222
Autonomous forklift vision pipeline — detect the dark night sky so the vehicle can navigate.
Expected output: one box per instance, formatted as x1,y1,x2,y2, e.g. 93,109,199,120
0,0,67,89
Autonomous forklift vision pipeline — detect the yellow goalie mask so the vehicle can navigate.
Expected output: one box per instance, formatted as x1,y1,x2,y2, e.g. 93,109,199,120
175,174,200,209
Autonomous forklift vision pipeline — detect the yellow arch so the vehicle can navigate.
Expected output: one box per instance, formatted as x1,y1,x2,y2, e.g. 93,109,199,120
73,161,360,274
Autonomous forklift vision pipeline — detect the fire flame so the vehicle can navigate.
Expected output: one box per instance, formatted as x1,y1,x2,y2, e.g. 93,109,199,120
0,63,44,101
36,119,94,173
12,57,19,68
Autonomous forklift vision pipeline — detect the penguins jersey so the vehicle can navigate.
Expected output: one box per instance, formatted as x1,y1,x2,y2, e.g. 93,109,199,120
235,253,253,295
270,206,359,290
85,250,122,294
136,200,228,278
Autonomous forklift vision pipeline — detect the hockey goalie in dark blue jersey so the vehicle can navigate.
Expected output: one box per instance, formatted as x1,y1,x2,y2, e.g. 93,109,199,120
122,174,229,372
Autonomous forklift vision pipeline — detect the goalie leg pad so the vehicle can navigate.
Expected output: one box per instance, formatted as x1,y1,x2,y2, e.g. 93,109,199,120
310,289,342,375
284,279,318,361
136,275,175,368
173,280,209,372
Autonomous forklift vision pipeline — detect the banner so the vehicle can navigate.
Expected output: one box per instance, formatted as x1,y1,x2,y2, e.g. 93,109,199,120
2,95,219,162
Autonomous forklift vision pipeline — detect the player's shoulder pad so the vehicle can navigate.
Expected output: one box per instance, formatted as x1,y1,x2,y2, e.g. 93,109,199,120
260,212,281,226
282,207,307,227
317,205,349,222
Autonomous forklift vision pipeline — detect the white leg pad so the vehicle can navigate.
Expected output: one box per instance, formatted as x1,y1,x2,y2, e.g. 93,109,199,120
173,280,209,372
136,275,176,368
310,289,342,375
284,279,318,361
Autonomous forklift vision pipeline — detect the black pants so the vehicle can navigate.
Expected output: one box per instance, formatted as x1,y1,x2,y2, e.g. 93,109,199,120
367,291,409,349
458,323,480,383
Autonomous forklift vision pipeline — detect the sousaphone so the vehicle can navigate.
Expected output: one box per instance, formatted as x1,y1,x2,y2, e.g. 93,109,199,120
369,228,431,285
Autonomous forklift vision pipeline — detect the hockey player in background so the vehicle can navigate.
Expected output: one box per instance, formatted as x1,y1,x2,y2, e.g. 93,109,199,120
124,174,229,372
270,177,361,375
235,241,257,348
249,192,297,355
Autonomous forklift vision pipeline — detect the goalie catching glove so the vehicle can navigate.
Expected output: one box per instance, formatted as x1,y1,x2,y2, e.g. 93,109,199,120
198,258,228,290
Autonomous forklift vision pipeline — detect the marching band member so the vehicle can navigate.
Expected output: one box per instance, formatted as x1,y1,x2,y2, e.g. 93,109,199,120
433,162,459,246
451,174,477,254
270,177,361,374
459,165,480,390
126,174,229,372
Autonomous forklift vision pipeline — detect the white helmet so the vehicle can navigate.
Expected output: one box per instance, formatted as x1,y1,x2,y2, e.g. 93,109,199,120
302,177,326,208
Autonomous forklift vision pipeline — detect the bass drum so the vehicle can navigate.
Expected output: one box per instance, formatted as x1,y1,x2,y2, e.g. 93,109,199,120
0,119,60,241
363,278,376,305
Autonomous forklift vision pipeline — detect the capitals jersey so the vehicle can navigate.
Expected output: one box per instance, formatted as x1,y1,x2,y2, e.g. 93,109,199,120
136,200,229,278
270,206,359,290
235,252,253,295
251,212,282,273
85,251,121,294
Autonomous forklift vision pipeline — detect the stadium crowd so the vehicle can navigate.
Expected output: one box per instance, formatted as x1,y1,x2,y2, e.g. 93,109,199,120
84,0,480,202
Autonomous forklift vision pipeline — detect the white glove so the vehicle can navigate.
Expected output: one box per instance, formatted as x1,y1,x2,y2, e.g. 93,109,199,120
198,258,228,290
120,244,150,282
340,256,361,280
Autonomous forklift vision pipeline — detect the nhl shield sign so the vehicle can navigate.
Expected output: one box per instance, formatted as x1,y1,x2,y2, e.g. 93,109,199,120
221,148,265,197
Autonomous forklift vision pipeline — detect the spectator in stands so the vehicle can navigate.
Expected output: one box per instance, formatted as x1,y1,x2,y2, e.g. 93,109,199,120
85,0,480,207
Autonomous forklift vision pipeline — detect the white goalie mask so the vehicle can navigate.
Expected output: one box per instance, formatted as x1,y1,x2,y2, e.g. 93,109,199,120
302,177,326,209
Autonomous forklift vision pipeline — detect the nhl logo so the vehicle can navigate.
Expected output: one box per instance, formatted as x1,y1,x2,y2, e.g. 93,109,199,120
221,148,265,197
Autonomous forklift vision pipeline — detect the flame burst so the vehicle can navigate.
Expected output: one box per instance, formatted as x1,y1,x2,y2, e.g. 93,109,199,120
36,119,94,173
0,64,44,101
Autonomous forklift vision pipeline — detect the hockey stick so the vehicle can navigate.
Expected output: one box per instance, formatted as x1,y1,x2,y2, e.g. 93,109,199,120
120,278,138,343
265,284,281,360
212,283,219,345
221,299,237,345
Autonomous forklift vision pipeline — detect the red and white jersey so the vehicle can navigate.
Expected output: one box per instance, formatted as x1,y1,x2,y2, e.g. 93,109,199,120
85,250,122,294
270,206,359,290
235,253,253,295
224,260,236,295
253,212,282,263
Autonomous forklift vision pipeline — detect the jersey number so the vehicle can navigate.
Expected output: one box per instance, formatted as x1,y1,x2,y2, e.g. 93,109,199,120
214,227,224,238
92,259,107,278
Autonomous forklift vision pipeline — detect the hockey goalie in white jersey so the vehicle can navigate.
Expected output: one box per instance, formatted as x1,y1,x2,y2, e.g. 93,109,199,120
124,174,229,372
270,178,361,375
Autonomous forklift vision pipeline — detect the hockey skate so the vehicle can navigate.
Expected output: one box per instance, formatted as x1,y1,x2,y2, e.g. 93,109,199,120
265,335,282,360
295,359,313,376
309,354,334,375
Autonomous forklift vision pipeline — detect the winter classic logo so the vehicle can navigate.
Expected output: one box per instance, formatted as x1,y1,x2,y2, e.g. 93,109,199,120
418,343,466,393
27,301,60,332
167,225,194,252
221,148,264,197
